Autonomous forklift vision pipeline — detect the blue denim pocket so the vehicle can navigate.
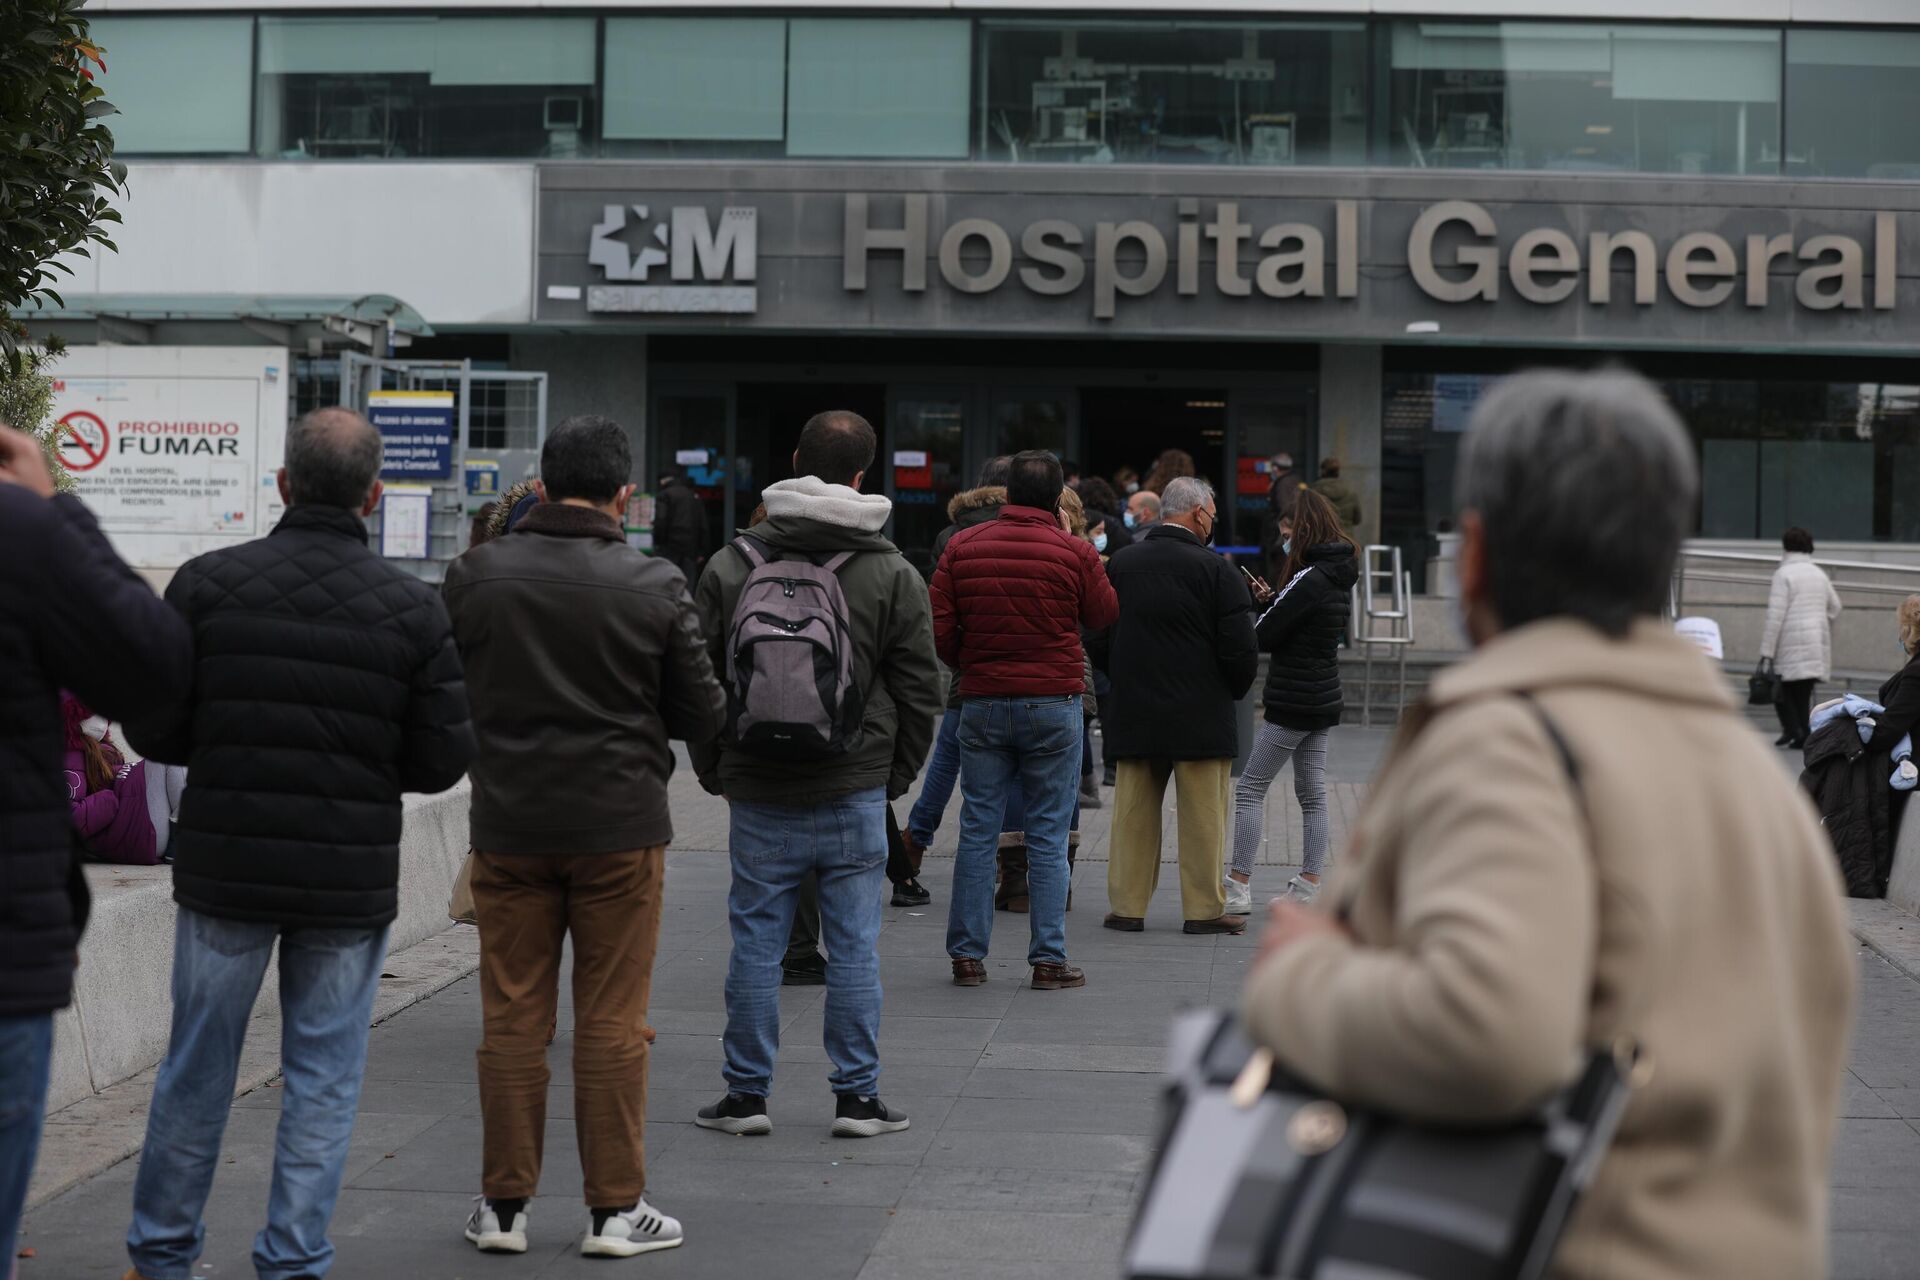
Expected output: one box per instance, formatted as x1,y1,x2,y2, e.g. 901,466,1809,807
189,911,277,958
731,805,793,867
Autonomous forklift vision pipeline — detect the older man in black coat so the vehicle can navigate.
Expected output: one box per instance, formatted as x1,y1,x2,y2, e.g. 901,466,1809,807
0,424,192,1264
1102,476,1259,935
122,407,474,1280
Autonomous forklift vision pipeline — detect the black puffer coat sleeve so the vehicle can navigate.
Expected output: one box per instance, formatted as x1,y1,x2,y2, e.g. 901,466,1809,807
41,495,193,747
1214,559,1259,700
397,594,476,794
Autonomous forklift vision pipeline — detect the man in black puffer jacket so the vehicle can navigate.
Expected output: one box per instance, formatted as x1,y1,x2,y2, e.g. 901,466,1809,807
0,425,192,1265
123,408,474,1280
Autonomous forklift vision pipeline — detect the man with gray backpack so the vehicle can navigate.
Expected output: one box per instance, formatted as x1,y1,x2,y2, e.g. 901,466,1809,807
691,410,941,1138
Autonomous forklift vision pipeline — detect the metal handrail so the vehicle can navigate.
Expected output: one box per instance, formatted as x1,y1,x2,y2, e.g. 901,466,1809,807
1685,571,1919,597
1678,549,1920,576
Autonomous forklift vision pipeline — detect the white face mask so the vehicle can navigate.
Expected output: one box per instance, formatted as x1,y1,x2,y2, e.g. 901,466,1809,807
1124,482,1140,495
1093,529,1108,553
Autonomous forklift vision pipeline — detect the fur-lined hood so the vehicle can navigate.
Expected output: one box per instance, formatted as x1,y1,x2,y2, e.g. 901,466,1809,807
483,479,539,541
947,485,1007,521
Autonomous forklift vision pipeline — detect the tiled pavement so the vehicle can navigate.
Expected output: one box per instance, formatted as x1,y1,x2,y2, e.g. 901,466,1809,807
21,726,1920,1279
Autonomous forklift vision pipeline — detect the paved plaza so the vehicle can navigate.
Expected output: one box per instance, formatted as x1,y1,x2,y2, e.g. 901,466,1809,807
20,727,1920,1279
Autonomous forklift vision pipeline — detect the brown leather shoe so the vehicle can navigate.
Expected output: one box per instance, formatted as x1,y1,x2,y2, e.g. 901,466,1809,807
1102,913,1144,932
1030,962,1087,990
952,958,986,987
1184,916,1248,935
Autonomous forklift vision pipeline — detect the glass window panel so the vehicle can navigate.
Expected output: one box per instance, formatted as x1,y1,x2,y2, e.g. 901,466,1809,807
603,19,786,142
1384,21,1779,175
256,17,595,159
1700,439,1759,538
1760,442,1874,542
890,395,969,574
981,20,1366,166
89,17,253,154
788,19,969,158
1787,30,1920,179
993,393,1072,459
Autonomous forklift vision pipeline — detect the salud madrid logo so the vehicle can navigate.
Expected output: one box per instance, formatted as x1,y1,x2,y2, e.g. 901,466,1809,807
583,204,758,315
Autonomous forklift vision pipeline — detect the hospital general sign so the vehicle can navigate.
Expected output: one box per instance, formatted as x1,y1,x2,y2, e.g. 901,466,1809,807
545,166,1914,341
840,196,1899,319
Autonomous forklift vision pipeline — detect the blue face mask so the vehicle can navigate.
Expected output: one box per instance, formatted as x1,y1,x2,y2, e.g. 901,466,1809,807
1123,512,1138,529
1281,538,1292,556
1093,529,1109,553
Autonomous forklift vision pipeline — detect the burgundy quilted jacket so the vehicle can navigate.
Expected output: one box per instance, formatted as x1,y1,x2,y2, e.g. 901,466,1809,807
930,505,1119,698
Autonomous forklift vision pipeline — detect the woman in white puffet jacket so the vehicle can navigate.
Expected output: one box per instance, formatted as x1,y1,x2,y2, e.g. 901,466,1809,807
1761,526,1843,749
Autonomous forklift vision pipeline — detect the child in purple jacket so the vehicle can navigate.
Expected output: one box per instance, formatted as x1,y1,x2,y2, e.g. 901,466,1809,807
62,694,182,865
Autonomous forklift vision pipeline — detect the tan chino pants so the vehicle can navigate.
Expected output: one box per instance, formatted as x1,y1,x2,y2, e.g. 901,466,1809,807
472,846,663,1208
1107,758,1232,922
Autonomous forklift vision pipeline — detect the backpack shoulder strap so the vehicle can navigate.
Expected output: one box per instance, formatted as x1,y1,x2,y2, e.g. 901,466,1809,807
821,551,856,574
730,535,768,569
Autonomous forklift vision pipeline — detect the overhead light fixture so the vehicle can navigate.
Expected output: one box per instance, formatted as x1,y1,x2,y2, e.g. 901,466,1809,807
1586,124,1613,135
1186,399,1226,409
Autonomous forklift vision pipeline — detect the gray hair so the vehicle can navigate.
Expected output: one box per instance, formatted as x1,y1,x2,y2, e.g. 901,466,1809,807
1160,476,1215,519
1458,368,1697,637
286,407,382,509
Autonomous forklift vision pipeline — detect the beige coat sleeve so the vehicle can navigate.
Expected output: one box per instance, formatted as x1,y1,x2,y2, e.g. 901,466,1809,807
1242,700,1596,1123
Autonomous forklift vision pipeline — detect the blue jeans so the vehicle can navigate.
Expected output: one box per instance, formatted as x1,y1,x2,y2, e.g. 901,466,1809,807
949,695,1082,967
0,1013,52,1265
128,908,388,1280
723,788,888,1097
907,707,963,847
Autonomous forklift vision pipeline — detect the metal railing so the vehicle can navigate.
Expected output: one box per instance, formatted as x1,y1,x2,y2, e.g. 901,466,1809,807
1670,549,1920,619
1352,544,1415,726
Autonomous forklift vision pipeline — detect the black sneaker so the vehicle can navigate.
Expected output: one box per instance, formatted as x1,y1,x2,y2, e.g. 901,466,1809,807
694,1092,772,1136
831,1094,910,1138
782,951,828,986
891,878,931,907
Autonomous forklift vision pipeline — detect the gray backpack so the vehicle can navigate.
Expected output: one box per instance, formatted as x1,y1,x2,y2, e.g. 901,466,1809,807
723,536,864,759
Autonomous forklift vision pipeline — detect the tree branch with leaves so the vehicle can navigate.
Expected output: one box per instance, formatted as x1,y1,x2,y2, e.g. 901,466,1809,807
0,0,122,488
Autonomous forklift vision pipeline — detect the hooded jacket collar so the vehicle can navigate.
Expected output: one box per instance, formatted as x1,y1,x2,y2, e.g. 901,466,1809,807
1429,617,1735,711
947,485,1007,521
762,476,892,533
515,501,623,541
273,504,368,544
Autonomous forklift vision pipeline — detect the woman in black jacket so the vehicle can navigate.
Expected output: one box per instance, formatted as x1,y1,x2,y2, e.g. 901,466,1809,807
1225,488,1358,915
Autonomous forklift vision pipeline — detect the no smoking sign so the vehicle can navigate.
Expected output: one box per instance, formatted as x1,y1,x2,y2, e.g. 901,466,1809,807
57,411,109,472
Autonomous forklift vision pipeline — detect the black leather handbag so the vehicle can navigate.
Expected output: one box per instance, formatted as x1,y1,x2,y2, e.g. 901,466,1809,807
1749,658,1781,707
1126,1012,1637,1280
1127,699,1642,1280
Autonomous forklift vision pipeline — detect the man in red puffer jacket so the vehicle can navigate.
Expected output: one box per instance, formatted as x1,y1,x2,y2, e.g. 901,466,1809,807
931,451,1118,992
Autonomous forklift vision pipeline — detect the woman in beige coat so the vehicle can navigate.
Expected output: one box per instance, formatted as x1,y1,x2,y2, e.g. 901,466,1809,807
1245,370,1856,1280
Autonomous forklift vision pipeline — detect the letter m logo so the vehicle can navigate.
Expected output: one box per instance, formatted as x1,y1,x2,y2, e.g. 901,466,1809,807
672,207,757,283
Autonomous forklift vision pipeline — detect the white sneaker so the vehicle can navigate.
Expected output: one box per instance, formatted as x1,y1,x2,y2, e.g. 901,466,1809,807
1222,876,1253,916
581,1195,685,1258
464,1197,528,1253
1278,875,1320,905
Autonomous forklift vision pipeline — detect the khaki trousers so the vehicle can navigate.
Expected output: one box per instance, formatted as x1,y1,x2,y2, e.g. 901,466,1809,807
1107,758,1231,922
472,846,663,1208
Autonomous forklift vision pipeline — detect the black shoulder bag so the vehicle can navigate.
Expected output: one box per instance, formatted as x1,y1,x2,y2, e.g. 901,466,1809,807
1126,699,1641,1280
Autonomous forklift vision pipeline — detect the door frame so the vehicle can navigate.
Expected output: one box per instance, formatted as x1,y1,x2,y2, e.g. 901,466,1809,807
648,358,1318,553
648,379,737,535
